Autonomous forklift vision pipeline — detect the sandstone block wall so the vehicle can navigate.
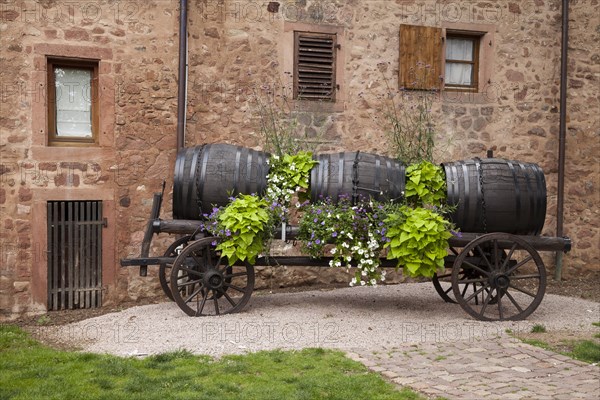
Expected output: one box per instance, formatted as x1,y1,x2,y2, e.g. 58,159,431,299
0,0,598,317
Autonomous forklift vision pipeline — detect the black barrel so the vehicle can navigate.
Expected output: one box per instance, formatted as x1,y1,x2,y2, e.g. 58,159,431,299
173,144,270,219
442,158,547,235
310,151,405,203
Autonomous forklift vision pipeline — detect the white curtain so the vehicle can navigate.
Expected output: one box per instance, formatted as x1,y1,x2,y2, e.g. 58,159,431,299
55,67,92,137
445,38,473,86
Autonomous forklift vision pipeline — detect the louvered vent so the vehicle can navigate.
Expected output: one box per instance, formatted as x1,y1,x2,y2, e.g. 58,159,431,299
294,32,337,101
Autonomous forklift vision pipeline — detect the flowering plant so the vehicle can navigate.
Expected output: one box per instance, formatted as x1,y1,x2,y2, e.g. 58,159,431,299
266,152,318,207
298,196,401,286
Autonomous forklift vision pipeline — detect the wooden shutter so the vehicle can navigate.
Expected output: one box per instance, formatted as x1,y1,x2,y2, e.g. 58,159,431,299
294,32,337,101
399,25,443,90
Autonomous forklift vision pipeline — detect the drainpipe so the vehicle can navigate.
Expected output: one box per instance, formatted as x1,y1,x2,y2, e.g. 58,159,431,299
176,0,188,150
555,0,569,281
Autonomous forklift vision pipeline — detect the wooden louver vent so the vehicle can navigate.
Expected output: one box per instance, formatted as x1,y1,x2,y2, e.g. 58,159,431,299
294,32,337,101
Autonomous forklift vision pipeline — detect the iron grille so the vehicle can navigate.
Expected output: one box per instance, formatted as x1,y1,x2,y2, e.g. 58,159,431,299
47,201,105,310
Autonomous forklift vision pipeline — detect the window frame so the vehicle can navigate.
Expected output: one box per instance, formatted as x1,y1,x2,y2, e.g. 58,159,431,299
293,31,338,102
443,32,482,92
398,23,494,98
47,57,99,146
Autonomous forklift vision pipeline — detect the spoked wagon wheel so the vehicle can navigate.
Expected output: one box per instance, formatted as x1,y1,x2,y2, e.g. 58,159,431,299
434,246,508,304
432,247,462,303
159,235,194,301
452,233,546,321
170,237,255,316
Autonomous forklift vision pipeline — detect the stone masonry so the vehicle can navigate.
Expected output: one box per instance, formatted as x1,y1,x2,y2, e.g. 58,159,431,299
0,0,598,316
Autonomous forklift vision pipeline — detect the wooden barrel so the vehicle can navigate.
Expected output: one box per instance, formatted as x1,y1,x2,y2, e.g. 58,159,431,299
310,152,405,203
173,144,270,219
442,158,547,235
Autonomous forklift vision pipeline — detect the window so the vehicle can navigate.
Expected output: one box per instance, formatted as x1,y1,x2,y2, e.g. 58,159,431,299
47,58,99,146
399,24,493,94
294,31,337,101
444,34,480,91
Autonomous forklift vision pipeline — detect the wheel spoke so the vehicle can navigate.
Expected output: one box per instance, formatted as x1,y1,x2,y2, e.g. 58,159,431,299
184,286,204,304
221,289,237,307
464,283,489,303
462,260,490,277
436,272,452,279
179,266,204,277
177,279,202,288
450,247,459,256
506,255,533,275
493,240,499,270
508,283,537,298
195,290,209,316
459,277,488,284
504,290,524,313
501,243,518,272
497,292,504,320
213,294,220,315
443,286,453,295
479,288,493,316
225,283,247,293
475,245,493,271
224,271,248,278
510,274,541,280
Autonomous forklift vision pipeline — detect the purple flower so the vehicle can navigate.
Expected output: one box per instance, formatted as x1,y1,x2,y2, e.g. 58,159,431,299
314,218,319,223
332,232,338,238
211,240,217,246
451,230,463,238
315,239,321,245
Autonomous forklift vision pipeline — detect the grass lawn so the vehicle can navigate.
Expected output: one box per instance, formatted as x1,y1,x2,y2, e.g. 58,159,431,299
0,325,425,400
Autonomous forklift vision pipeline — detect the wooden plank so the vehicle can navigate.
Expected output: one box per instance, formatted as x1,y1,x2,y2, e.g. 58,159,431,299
46,203,53,310
74,202,81,307
91,201,97,308
85,201,91,308
67,201,73,309
98,201,103,307
60,201,66,310
399,24,442,90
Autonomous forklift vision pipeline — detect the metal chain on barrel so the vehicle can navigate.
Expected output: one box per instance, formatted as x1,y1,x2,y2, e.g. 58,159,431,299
476,158,488,233
352,151,360,205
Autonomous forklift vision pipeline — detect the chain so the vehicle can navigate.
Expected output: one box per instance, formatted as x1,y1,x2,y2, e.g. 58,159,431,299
475,158,488,233
352,151,360,205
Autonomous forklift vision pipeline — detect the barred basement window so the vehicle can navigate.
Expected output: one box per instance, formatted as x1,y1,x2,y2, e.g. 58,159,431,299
294,32,337,101
47,58,99,146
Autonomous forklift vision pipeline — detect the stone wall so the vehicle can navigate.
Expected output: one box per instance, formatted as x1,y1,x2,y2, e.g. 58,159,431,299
0,0,598,317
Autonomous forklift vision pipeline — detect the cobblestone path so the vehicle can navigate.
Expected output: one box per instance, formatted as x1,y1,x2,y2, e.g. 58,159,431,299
348,338,600,399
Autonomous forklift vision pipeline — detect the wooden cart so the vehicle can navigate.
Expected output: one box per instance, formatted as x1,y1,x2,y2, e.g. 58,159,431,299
121,189,571,321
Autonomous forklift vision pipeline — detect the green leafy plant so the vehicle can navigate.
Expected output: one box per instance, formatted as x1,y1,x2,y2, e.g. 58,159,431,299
384,206,453,278
405,161,447,207
530,324,547,333
211,194,273,265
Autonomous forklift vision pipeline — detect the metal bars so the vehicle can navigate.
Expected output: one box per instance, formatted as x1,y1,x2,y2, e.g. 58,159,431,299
47,201,104,310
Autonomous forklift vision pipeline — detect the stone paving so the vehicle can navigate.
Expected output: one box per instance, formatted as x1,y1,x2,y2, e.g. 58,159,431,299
347,338,600,400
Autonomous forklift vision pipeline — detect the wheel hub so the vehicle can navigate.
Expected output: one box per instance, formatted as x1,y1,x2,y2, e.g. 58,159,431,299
204,269,224,290
492,274,510,290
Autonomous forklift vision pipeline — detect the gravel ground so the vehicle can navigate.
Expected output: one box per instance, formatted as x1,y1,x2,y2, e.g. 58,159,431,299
38,283,600,358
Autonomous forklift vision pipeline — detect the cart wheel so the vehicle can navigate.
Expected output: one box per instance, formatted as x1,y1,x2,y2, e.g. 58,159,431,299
452,233,546,321
434,246,507,304
432,246,461,303
159,235,194,301
170,237,255,316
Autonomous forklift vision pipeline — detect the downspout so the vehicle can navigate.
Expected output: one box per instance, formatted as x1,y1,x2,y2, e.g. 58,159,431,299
176,0,188,150
555,0,569,281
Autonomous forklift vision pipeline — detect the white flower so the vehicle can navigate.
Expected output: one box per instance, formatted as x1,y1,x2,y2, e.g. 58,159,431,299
360,280,366,286
370,279,377,285
330,248,337,255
